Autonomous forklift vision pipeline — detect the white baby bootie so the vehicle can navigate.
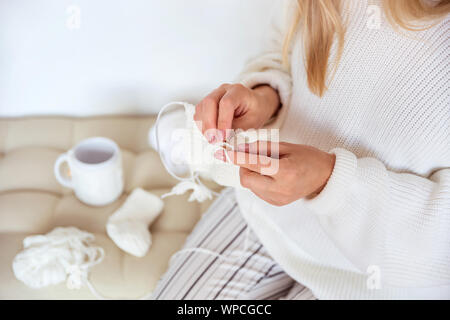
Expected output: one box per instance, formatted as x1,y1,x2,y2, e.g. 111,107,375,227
106,188,164,257
149,102,243,203
148,106,190,177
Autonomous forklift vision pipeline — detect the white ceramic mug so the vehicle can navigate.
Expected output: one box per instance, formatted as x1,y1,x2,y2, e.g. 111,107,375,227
54,137,124,206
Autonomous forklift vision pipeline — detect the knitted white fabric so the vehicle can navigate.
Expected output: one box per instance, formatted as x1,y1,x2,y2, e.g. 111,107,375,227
148,107,190,177
149,101,253,202
12,227,104,291
234,0,450,299
106,188,164,257
13,225,157,299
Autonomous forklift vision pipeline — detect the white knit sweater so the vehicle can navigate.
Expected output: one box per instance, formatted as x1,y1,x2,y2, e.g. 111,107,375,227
235,0,450,299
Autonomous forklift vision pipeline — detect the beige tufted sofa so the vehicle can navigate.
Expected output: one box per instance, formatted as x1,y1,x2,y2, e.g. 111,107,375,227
0,116,219,299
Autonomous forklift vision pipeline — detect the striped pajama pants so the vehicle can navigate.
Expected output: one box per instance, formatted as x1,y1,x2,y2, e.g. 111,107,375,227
151,188,315,300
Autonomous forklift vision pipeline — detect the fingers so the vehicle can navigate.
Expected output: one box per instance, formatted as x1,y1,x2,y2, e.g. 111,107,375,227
236,141,289,158
239,167,272,190
224,149,279,176
217,91,238,140
217,84,249,140
239,168,284,206
231,117,253,132
195,83,254,143
196,86,228,142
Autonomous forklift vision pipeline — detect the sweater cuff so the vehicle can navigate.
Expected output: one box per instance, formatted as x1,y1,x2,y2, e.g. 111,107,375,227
238,70,291,129
303,148,358,216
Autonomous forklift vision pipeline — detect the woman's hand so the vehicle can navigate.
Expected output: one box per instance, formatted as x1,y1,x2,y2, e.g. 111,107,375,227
215,141,336,206
194,84,280,142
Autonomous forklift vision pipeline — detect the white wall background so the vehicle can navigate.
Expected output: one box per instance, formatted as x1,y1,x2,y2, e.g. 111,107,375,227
0,0,274,117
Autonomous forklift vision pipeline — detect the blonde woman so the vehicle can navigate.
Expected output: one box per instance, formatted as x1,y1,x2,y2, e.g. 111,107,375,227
152,0,450,299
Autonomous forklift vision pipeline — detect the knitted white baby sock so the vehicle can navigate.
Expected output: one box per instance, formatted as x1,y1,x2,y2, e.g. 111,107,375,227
106,188,164,257
149,102,244,202
148,106,190,177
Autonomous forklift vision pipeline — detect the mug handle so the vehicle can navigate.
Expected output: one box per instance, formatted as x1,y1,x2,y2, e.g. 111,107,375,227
54,153,74,189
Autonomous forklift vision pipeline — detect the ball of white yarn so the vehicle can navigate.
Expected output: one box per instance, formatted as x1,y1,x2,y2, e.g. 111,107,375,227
12,227,104,289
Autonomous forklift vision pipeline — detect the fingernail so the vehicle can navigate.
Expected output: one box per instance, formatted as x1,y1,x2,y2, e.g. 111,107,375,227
214,149,225,161
206,132,216,144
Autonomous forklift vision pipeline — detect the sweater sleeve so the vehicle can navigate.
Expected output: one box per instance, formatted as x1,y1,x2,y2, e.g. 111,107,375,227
236,0,296,128
304,148,450,287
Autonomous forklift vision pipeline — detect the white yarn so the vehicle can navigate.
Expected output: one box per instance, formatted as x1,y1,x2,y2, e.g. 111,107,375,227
12,227,106,297
168,225,252,266
161,178,213,202
12,226,159,300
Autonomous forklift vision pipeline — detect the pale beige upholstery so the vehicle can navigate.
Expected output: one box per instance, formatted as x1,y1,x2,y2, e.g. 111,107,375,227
0,116,218,299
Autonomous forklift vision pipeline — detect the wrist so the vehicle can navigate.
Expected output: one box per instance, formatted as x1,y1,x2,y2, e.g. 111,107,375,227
253,85,281,119
308,152,336,198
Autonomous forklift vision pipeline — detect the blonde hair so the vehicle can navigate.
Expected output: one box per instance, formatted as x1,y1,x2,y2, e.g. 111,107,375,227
283,0,450,97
